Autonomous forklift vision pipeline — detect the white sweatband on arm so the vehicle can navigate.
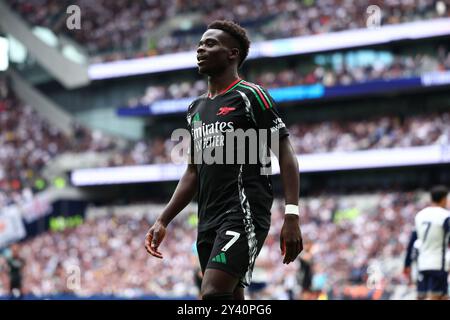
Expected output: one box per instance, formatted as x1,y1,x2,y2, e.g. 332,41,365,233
285,204,299,216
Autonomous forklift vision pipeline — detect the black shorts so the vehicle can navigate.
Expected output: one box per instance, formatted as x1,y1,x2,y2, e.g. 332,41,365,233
417,270,448,296
10,276,22,291
197,219,268,288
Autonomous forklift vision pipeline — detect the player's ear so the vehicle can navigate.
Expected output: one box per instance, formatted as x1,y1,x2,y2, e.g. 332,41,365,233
229,47,240,61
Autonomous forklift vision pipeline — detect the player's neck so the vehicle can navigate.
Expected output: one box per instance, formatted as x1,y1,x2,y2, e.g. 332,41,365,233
207,69,240,99
430,202,446,209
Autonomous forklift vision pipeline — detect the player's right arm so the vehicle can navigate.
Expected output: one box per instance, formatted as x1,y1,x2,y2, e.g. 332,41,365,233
145,163,198,258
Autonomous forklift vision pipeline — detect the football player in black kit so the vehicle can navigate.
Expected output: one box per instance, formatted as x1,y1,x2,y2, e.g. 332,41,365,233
145,20,303,300
3,244,25,299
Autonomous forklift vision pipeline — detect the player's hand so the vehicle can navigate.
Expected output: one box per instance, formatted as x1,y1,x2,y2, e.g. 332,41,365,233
145,220,167,259
280,215,303,264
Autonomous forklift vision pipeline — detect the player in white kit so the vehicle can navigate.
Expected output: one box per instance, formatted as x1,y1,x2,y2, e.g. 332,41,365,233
404,185,450,300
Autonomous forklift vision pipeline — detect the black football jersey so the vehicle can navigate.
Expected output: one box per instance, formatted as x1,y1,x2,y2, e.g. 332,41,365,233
186,79,289,232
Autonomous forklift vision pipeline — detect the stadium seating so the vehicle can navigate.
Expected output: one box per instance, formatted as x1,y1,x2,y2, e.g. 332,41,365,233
5,0,448,61
0,192,426,299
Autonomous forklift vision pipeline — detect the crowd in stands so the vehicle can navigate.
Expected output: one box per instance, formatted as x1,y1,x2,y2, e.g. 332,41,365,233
6,0,448,62
153,0,449,57
2,0,450,299
104,110,450,168
7,0,173,61
0,192,426,299
0,78,116,209
1,214,197,297
1,74,449,209
289,112,450,154
126,46,450,108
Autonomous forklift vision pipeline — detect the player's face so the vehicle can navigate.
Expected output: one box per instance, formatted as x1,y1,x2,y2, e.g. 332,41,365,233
197,29,233,75
11,244,19,256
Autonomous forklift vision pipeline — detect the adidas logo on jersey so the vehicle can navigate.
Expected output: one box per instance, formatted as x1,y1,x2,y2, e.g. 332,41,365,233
211,252,227,264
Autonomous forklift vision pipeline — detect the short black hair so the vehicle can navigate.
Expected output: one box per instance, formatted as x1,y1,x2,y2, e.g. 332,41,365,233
430,185,448,203
207,20,250,68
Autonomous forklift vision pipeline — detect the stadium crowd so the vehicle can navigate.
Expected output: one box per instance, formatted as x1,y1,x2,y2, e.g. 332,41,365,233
153,0,449,57
2,0,449,302
0,192,425,299
1,76,449,208
105,110,450,167
0,78,116,209
289,112,450,154
126,46,450,107
1,214,197,297
6,0,448,61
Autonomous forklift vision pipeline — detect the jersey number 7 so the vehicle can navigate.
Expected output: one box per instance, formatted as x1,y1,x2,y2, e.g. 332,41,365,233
222,231,240,252
421,221,432,242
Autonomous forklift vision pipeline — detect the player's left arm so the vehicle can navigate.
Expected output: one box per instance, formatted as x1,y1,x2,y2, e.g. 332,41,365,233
247,83,303,264
403,229,417,281
277,135,303,264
